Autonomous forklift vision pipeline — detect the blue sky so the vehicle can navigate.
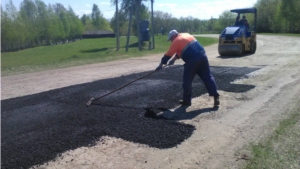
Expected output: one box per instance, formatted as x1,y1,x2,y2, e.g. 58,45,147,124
1,0,257,20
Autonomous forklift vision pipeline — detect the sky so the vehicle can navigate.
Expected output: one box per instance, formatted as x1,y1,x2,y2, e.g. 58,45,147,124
1,0,257,20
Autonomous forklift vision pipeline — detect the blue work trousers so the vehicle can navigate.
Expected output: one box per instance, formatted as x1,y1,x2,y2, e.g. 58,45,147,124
182,53,219,102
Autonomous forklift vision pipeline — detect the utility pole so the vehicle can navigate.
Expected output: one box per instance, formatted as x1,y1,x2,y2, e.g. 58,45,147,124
135,0,142,51
151,0,155,49
116,0,120,51
126,0,134,52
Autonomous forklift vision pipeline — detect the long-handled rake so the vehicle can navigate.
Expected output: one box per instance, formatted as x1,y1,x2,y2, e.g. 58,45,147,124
86,65,167,107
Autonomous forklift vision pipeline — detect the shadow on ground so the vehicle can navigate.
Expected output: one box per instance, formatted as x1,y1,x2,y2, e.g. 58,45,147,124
148,106,220,120
80,47,109,53
1,65,259,169
217,53,254,59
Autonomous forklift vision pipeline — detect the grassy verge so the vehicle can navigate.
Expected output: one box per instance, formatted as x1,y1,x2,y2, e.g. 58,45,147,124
239,102,300,169
1,35,218,76
259,33,300,37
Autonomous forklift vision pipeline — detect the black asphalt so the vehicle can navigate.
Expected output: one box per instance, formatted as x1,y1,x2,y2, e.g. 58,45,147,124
1,65,258,169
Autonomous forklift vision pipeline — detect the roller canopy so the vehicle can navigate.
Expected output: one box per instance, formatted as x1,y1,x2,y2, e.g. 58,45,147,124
230,8,257,14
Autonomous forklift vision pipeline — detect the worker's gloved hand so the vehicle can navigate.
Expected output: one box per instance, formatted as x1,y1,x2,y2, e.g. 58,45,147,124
155,63,163,71
168,59,176,66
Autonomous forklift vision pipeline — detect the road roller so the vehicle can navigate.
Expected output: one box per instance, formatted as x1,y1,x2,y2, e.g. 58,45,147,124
218,8,257,56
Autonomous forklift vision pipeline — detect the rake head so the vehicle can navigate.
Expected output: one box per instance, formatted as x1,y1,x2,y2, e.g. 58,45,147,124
86,97,95,107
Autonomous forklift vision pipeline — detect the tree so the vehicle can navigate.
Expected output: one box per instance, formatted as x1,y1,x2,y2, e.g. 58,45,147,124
67,6,84,40
35,0,50,45
81,14,88,26
118,0,151,50
47,4,65,43
44,4,62,44
135,0,142,50
218,11,236,27
192,18,201,33
1,0,86,51
280,0,300,33
1,5,11,51
186,16,195,33
20,0,39,46
110,9,128,35
91,4,105,30
213,10,236,33
111,0,120,50
152,11,166,34
1,0,20,51
81,14,94,31
254,0,280,33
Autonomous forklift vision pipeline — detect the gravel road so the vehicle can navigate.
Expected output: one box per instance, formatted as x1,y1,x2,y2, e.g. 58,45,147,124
1,35,300,169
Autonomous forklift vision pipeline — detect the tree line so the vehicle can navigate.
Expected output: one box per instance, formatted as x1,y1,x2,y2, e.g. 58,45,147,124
2,0,299,52
1,0,112,52
110,0,299,35
255,0,300,33
2,0,84,52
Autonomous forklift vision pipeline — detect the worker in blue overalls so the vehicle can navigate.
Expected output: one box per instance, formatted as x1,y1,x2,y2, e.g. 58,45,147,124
156,30,220,106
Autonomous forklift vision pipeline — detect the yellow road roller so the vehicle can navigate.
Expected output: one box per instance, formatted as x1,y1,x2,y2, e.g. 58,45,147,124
218,8,257,56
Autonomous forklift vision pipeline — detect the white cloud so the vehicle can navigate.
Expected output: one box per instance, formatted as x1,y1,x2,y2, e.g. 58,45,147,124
156,3,179,9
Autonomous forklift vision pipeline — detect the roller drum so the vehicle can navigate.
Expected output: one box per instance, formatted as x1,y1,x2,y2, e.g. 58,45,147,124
218,44,243,56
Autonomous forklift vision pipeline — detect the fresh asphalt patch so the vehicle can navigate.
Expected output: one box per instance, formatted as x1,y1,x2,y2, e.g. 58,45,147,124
1,65,259,169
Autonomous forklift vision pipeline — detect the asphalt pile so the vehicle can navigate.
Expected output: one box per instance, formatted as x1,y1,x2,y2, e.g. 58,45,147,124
1,65,258,169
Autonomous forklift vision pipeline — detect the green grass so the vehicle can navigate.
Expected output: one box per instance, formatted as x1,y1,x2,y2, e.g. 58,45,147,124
1,35,218,76
239,101,300,169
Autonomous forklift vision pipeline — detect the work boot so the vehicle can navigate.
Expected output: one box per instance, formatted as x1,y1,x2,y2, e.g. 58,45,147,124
179,100,191,106
214,96,220,106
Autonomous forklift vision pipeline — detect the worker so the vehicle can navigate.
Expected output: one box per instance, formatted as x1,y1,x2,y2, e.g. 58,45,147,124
155,30,220,106
240,15,249,29
235,14,250,29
